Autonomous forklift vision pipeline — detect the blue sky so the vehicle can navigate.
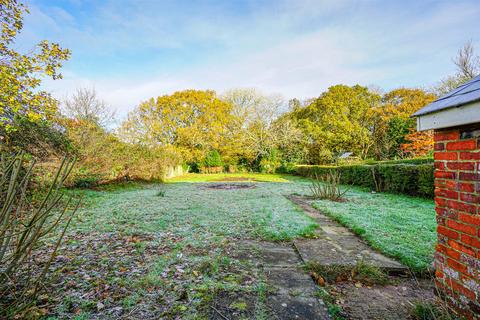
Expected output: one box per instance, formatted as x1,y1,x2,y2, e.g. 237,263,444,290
19,0,480,117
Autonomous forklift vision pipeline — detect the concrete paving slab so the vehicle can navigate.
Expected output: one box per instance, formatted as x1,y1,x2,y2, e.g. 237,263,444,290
267,295,330,320
288,196,408,273
235,240,303,267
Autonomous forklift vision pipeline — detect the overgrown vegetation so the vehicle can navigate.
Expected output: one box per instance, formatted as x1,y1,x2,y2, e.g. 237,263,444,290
0,153,79,318
307,260,389,285
410,302,456,320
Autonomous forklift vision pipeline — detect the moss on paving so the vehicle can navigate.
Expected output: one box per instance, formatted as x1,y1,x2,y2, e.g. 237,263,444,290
311,187,436,272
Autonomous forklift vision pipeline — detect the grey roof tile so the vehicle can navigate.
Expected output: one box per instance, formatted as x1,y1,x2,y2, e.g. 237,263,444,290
413,75,480,116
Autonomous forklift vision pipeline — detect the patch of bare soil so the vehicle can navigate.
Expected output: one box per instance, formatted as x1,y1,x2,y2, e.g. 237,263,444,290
213,177,259,182
202,183,256,190
327,278,436,319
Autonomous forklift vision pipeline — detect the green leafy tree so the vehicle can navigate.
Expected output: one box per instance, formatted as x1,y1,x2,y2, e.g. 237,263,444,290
290,85,381,163
0,0,70,149
202,149,223,167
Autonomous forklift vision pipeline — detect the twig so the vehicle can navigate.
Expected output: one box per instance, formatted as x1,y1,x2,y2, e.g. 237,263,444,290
210,305,230,320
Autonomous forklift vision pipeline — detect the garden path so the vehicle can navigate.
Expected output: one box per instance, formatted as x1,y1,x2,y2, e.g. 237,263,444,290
285,195,436,320
288,195,407,272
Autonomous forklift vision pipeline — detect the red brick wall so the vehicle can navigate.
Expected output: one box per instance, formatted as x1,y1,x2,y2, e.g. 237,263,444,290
433,125,480,319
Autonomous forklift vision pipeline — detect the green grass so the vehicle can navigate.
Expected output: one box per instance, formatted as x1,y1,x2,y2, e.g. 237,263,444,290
165,172,301,183
73,176,316,240
54,174,322,318
50,173,435,317
311,187,436,272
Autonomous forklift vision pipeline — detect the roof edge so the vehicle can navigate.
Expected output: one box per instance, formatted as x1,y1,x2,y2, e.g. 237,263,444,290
412,96,480,117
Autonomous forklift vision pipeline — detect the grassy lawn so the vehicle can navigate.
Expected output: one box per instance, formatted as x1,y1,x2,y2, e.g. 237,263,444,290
42,173,435,318
76,177,315,240
311,188,436,272
49,174,317,319
165,172,299,183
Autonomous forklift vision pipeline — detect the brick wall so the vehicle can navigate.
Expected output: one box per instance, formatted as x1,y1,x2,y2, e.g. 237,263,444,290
433,124,480,319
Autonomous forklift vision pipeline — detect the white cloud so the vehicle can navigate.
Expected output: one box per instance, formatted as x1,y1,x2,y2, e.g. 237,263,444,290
27,0,480,121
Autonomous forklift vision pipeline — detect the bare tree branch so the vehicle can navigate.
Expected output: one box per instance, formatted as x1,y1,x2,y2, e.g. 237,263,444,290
452,41,480,79
62,88,115,128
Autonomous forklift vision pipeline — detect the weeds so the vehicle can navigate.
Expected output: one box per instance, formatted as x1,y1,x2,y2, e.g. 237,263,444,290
410,302,455,320
315,288,346,320
310,171,348,201
306,260,389,285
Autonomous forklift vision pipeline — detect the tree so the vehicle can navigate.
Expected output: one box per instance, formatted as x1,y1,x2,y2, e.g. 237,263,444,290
222,88,286,163
271,114,307,163
371,88,436,159
401,129,434,158
119,90,235,162
62,88,115,129
434,41,480,96
290,85,381,163
0,0,70,147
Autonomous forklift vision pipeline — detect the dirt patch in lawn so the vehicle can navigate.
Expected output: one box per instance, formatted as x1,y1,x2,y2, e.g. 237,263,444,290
213,177,260,182
202,183,257,190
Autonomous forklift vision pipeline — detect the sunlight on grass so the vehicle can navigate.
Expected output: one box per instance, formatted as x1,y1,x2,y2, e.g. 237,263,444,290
165,173,300,183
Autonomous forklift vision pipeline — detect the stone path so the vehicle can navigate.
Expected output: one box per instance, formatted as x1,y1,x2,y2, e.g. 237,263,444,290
235,240,330,319
230,195,423,319
288,195,408,274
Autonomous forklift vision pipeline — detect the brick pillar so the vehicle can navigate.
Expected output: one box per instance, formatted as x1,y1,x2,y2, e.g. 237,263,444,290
433,125,480,319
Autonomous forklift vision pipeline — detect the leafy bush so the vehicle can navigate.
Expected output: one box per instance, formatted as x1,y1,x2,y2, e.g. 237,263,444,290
296,161,434,198
71,167,102,188
257,149,280,173
199,166,223,174
276,161,296,174
202,150,223,167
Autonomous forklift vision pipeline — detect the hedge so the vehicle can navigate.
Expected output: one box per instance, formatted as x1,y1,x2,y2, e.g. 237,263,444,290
295,162,434,198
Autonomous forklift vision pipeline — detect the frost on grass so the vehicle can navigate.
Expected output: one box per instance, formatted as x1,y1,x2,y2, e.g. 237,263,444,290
311,188,435,272
39,179,316,318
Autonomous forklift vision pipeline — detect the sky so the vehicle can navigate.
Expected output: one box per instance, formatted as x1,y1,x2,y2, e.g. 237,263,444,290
18,0,480,118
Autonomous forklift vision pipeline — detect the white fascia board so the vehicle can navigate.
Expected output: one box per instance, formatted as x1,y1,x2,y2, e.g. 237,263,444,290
416,100,480,131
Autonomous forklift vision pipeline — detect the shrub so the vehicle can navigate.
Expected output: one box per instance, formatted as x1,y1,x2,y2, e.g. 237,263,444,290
202,150,223,167
257,149,280,173
199,166,223,174
0,153,79,316
276,161,296,174
296,161,434,198
310,171,348,202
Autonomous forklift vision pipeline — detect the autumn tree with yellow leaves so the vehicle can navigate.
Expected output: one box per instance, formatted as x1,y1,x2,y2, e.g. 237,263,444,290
120,90,237,164
370,88,436,159
0,0,70,154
